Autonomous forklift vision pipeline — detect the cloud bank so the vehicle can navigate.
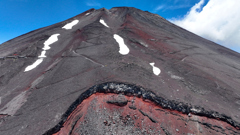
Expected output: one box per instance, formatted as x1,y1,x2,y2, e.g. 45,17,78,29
171,0,240,52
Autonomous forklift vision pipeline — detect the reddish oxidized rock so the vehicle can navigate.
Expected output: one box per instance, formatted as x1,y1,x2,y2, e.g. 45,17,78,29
53,93,239,135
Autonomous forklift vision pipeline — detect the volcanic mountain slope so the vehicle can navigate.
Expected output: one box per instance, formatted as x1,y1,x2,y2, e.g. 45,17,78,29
0,7,240,135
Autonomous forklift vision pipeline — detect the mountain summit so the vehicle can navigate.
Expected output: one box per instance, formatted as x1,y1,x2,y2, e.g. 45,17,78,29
0,7,240,135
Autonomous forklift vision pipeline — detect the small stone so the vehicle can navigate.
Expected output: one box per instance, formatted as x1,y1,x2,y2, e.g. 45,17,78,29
106,94,128,106
103,120,108,126
129,105,137,110
176,129,179,132
188,113,192,117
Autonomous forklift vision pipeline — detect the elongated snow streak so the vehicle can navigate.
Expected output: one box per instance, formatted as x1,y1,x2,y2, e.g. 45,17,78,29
150,62,161,76
62,20,79,30
24,58,44,72
42,34,60,50
99,19,109,28
38,51,46,58
24,34,60,72
113,34,130,55
85,13,90,16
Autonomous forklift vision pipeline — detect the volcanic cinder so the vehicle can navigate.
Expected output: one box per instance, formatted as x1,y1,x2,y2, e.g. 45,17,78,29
0,7,240,135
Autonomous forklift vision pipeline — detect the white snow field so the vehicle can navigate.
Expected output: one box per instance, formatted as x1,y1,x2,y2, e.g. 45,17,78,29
24,34,60,72
99,19,109,28
42,34,60,50
62,20,79,30
38,51,46,58
113,34,130,55
149,62,161,75
24,58,44,72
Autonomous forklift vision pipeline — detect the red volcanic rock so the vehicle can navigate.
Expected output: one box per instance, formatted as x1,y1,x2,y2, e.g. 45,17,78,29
0,7,240,135
53,93,238,135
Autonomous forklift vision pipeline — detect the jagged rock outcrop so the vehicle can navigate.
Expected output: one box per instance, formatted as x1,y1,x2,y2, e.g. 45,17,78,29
0,7,240,135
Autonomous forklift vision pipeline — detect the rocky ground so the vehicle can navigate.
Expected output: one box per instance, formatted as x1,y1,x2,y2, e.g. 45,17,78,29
0,7,240,135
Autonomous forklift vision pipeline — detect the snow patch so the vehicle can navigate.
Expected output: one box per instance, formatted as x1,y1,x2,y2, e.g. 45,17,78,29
24,58,44,72
150,62,161,76
62,20,79,30
85,13,90,16
24,33,60,72
113,34,130,55
43,34,60,50
38,51,46,58
99,19,109,28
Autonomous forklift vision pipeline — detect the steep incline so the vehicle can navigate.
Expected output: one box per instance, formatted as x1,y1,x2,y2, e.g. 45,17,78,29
0,7,240,135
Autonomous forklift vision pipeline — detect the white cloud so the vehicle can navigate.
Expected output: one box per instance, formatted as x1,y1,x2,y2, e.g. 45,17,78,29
171,0,240,52
154,4,191,13
154,5,165,12
86,1,101,7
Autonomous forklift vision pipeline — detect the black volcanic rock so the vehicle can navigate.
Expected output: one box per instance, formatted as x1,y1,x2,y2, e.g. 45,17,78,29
0,7,240,135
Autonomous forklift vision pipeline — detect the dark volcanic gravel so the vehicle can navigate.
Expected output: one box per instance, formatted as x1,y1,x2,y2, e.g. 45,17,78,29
0,7,240,135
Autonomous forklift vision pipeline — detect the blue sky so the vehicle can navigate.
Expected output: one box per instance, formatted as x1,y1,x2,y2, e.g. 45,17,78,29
0,0,239,53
